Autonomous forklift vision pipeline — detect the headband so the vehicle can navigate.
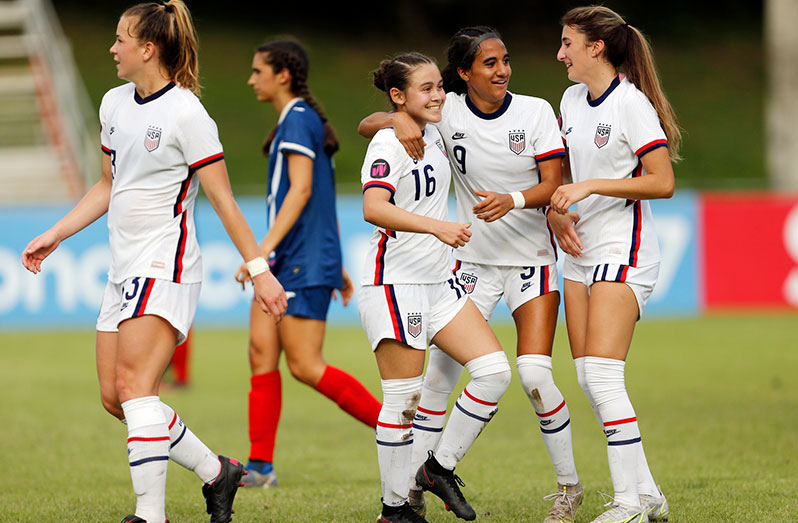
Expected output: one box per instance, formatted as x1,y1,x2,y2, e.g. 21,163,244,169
467,32,500,57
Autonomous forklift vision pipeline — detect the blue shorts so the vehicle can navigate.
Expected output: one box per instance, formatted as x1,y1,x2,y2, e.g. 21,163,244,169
286,286,333,321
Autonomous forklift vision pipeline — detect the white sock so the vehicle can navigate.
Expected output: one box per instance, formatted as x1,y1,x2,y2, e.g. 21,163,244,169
410,345,462,490
436,352,511,470
377,376,423,507
122,396,169,523
578,357,659,497
160,402,221,484
584,357,642,508
575,357,603,426
517,354,579,485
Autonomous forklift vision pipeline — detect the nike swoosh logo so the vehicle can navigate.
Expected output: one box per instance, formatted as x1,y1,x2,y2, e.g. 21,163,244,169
452,132,466,140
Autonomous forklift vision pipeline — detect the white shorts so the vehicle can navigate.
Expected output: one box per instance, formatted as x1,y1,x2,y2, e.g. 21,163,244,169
96,277,200,345
451,260,559,319
562,258,659,319
357,281,468,351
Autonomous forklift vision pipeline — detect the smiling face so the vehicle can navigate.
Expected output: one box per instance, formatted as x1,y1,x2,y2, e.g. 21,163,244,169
109,16,145,82
459,38,511,106
557,24,596,83
391,62,445,129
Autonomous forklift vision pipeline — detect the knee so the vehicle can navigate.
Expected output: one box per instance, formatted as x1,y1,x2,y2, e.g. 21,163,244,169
515,354,554,390
583,356,626,399
286,357,325,386
100,393,124,420
468,352,512,395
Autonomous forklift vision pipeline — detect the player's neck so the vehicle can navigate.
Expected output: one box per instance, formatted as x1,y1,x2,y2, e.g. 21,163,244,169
133,68,173,99
272,90,299,114
585,67,618,102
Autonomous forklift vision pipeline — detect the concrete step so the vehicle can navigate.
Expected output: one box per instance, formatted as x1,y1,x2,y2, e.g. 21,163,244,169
0,145,71,203
0,35,29,60
0,3,26,32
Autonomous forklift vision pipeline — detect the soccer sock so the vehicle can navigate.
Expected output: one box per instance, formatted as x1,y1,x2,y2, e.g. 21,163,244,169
248,370,282,463
574,356,603,426
435,351,511,470
377,376,423,507
410,345,462,489
315,365,381,428
122,396,169,523
583,356,642,508
517,354,579,486
160,402,221,484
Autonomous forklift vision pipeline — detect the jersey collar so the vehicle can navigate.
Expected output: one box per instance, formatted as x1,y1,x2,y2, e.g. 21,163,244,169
278,97,304,125
586,75,621,107
134,81,176,105
465,92,512,120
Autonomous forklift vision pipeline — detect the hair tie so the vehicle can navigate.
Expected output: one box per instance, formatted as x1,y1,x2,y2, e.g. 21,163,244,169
466,32,499,57
163,2,174,13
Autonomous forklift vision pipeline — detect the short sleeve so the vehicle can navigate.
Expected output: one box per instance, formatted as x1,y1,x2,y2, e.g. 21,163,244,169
176,102,224,171
99,92,112,156
532,100,566,163
278,109,318,160
360,132,411,198
621,91,667,158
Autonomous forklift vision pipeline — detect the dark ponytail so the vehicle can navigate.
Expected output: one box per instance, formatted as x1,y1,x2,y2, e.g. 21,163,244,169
257,40,339,157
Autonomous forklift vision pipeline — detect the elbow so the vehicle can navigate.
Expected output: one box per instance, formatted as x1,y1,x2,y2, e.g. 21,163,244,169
362,204,377,225
660,178,675,199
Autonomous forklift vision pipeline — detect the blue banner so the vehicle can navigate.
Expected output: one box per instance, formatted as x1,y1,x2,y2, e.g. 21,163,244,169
0,193,698,330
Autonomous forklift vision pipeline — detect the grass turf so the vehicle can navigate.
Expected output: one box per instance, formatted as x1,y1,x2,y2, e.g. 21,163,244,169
1,314,796,521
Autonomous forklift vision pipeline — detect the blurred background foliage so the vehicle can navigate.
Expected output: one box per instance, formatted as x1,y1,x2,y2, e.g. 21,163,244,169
53,0,764,195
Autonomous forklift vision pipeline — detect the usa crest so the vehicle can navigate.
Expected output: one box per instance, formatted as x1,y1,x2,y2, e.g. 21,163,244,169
594,123,611,149
407,313,422,338
509,130,526,155
370,159,390,178
144,126,162,152
459,272,478,294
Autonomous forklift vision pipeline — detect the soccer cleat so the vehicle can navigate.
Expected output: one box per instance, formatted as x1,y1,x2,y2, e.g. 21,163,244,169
408,488,426,518
414,452,476,521
640,487,669,521
378,502,430,523
202,455,245,523
589,503,648,523
542,482,583,523
120,516,169,523
241,461,278,489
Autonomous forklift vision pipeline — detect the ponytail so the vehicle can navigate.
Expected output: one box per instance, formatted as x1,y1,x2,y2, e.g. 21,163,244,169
123,0,200,96
561,6,681,160
257,40,339,156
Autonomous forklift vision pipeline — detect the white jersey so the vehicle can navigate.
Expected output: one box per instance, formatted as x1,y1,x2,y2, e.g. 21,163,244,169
99,82,224,284
360,125,452,285
434,92,565,266
559,76,667,267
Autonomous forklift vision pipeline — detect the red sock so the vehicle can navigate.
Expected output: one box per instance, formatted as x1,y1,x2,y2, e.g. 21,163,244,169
314,366,381,428
170,333,190,385
249,370,282,462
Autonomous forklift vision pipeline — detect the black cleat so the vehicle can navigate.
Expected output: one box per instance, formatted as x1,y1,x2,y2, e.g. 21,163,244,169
120,516,169,523
202,455,246,523
378,502,430,523
415,452,476,521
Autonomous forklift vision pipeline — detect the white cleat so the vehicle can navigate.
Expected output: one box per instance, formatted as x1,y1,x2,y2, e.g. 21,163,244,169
639,486,668,521
589,503,648,523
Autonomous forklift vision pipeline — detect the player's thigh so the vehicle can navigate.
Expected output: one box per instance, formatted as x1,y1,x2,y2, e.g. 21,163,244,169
513,291,559,357
432,297,503,366
584,281,638,361
117,315,179,401
96,330,122,417
248,299,281,373
374,338,426,380
563,279,590,359
451,261,502,320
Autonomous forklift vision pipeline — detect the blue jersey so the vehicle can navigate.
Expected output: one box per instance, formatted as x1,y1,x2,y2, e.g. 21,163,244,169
266,98,343,290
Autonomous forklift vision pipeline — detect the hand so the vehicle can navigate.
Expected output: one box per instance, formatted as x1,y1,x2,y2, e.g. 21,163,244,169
547,209,583,257
252,271,287,323
473,191,514,222
234,263,251,290
21,229,61,274
332,267,354,307
551,181,592,214
433,221,472,248
393,112,426,161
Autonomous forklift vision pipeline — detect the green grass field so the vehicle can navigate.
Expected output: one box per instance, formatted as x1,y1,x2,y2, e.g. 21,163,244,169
1,314,796,522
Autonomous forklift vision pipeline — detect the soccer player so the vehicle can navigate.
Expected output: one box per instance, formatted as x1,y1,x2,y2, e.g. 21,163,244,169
234,39,381,488
359,27,582,523
21,2,287,522
361,51,512,523
549,6,681,523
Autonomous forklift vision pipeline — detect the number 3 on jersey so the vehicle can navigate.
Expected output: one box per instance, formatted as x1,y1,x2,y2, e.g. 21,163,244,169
412,164,436,200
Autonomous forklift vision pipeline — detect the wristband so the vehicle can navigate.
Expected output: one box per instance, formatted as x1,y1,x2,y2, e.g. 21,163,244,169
246,256,270,277
510,191,525,210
